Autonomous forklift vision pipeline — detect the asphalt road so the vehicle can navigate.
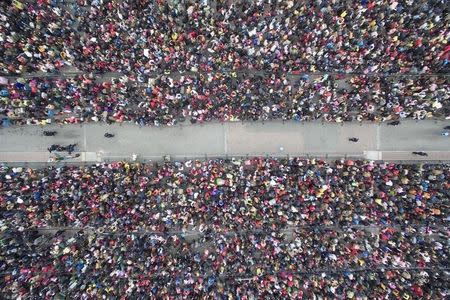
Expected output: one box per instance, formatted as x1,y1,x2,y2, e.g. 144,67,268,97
0,120,449,163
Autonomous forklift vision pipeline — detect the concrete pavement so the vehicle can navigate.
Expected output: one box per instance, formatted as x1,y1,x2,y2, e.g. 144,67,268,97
0,120,449,163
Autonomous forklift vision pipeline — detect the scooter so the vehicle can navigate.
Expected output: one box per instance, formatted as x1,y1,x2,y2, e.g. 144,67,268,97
412,151,428,157
47,144,60,152
43,131,57,136
48,144,66,152
387,121,400,126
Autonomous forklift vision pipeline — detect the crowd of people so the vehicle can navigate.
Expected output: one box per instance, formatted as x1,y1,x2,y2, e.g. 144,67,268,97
1,227,447,299
1,158,448,231
1,0,449,74
1,0,449,126
1,73,448,126
1,0,449,297
0,158,448,298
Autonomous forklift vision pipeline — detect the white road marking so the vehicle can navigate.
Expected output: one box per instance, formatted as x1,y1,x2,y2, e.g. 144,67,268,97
83,124,87,151
376,125,381,150
224,123,228,155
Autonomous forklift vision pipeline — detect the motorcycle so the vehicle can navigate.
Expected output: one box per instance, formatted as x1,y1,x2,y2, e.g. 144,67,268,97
104,133,115,138
47,144,60,152
48,143,77,153
43,131,57,136
412,151,428,157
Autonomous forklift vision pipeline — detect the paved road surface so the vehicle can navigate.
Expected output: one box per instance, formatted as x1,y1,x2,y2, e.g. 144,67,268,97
0,120,449,163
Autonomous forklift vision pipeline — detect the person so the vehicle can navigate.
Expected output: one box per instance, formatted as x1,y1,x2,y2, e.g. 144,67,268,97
0,158,448,299
66,143,77,154
348,137,359,142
